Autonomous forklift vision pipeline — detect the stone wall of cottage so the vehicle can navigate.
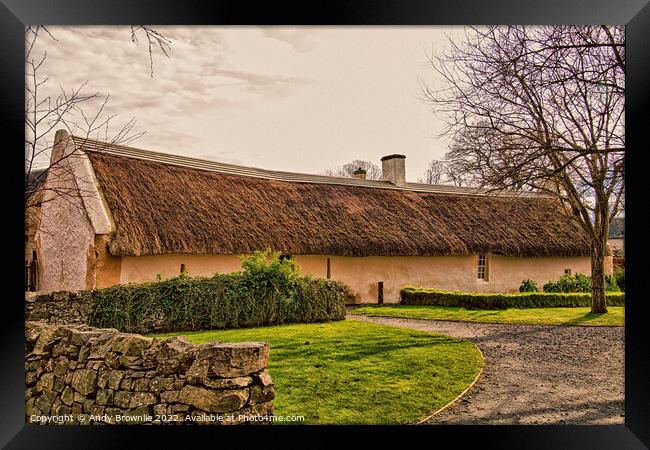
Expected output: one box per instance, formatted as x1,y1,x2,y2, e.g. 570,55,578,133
25,321,275,425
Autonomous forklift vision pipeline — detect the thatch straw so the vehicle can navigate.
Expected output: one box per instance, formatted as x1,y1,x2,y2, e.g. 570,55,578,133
87,152,591,258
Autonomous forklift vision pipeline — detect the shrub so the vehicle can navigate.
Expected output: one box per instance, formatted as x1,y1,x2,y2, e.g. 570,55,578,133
519,279,539,293
612,267,625,292
605,275,621,292
89,250,348,333
399,287,624,310
543,273,620,293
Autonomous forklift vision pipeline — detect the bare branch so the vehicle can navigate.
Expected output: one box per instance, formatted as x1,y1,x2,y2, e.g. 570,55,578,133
130,26,172,77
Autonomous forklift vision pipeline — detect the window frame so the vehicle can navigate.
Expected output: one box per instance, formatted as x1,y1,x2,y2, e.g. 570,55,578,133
477,253,488,281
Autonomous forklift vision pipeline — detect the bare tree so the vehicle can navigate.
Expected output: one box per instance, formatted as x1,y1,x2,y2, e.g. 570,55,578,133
444,158,474,187
419,159,444,184
323,160,382,180
422,25,624,313
25,26,172,210
445,124,531,190
418,158,475,186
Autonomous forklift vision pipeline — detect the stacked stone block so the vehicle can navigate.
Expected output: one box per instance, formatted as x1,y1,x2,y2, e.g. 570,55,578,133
25,291,93,326
25,321,275,425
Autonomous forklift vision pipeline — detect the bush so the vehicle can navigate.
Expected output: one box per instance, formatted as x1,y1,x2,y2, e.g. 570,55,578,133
399,287,624,310
89,250,349,333
613,267,625,292
605,275,621,292
543,273,589,293
543,273,620,293
519,279,539,292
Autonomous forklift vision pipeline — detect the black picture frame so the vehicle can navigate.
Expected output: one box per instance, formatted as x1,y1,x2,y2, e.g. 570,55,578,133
3,0,648,448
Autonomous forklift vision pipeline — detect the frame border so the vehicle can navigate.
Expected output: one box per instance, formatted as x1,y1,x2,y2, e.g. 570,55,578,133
3,1,648,448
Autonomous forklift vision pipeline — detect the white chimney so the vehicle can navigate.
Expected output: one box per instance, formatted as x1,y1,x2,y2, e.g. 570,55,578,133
381,154,406,186
50,129,72,165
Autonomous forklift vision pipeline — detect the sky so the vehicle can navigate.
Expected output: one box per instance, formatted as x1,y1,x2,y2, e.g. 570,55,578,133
30,26,463,181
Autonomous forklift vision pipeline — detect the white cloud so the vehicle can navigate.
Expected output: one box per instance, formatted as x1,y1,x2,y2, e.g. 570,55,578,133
30,26,456,180
259,27,321,52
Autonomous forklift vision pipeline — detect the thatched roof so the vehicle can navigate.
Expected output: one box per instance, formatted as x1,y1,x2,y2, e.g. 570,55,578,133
78,138,590,258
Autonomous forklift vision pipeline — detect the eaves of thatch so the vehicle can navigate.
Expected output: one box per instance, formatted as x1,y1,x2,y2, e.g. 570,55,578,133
74,137,591,258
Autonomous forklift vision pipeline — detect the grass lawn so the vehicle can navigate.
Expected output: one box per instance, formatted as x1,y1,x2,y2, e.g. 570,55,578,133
152,320,483,424
350,305,625,327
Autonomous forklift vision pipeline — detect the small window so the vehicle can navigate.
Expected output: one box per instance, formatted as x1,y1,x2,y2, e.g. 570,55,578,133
477,254,487,280
180,264,186,274
564,269,572,275
279,254,293,262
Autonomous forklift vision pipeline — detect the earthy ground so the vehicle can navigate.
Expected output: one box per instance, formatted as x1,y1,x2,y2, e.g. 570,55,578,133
348,315,625,425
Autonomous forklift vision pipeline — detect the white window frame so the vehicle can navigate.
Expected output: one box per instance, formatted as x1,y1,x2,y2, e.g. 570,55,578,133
477,254,488,281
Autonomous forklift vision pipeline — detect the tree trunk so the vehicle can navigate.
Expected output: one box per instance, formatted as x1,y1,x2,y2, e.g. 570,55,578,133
591,236,608,314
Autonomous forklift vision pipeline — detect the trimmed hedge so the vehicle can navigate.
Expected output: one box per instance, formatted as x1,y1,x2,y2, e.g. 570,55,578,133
90,274,349,333
89,250,349,333
400,287,625,310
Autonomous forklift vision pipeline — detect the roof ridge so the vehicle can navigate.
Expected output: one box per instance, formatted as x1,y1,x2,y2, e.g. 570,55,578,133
71,135,547,198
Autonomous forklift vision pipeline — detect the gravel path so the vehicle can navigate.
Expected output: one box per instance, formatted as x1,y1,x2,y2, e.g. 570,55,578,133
348,315,624,425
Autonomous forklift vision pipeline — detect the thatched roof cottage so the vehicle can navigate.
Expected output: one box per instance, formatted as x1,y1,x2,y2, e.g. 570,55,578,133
32,130,606,303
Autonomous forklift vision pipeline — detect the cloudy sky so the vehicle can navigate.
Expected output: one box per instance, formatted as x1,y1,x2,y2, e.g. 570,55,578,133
30,26,462,181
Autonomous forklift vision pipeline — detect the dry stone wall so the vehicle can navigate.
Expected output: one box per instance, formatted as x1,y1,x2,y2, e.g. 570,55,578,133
25,291,94,326
25,321,275,425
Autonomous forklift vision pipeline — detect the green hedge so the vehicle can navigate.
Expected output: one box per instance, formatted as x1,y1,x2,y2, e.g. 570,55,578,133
89,250,349,333
400,287,625,310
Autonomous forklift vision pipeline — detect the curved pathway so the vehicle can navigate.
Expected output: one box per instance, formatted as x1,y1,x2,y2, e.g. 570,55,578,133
348,315,624,425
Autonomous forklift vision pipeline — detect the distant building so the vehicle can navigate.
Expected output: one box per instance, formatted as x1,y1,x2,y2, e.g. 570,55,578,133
32,130,610,303
608,217,625,257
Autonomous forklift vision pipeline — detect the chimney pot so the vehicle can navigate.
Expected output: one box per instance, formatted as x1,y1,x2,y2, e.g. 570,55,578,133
353,167,367,180
381,154,406,186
